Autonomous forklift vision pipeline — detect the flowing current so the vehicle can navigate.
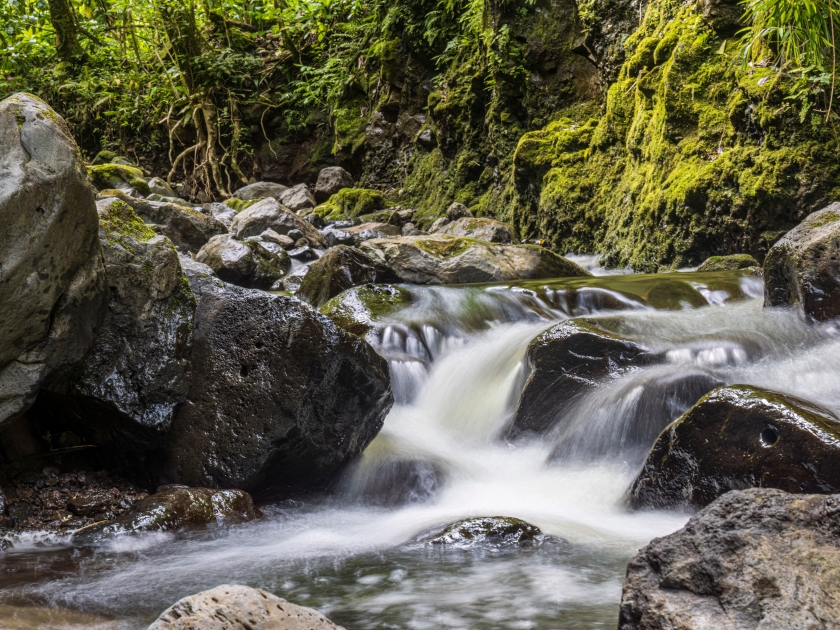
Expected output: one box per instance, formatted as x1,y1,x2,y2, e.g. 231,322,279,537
3,267,840,629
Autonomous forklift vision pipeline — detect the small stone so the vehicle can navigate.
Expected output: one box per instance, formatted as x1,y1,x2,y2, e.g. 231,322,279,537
446,202,472,221
260,229,295,249
428,217,450,233
288,246,318,261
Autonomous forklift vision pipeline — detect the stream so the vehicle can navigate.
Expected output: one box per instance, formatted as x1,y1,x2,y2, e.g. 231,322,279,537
2,265,840,629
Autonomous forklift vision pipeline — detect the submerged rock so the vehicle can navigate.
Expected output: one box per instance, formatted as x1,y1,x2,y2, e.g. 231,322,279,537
0,93,108,425
230,197,326,248
156,281,393,495
360,235,589,284
232,181,288,201
147,584,345,630
320,284,412,340
697,253,760,272
619,488,840,630
33,199,195,452
508,320,653,438
197,234,290,290
423,516,542,547
628,385,840,510
764,203,840,321
296,246,401,308
315,166,354,202
437,217,517,243
73,488,256,544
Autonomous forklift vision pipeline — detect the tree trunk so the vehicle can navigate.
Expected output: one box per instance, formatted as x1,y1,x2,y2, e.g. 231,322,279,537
47,0,84,61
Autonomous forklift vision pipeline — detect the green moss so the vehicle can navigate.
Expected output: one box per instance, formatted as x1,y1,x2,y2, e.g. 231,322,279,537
808,211,840,228
314,188,388,221
221,197,257,212
99,199,156,242
87,163,150,196
413,236,480,259
320,284,412,338
698,254,760,272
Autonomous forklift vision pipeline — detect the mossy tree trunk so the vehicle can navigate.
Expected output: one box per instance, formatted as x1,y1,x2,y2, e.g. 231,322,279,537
47,0,83,62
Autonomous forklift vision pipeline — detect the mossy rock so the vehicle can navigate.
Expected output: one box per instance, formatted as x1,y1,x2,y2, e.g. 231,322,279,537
644,279,709,310
87,163,150,196
223,197,260,212
422,516,542,547
97,198,156,243
697,254,760,272
320,284,412,339
313,188,388,222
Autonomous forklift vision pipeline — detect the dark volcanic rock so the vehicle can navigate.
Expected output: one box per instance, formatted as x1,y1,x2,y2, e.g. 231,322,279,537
148,584,346,630
315,166,354,202
628,385,840,510
117,194,227,253
156,280,393,495
508,320,653,438
764,203,840,321
230,197,326,248
619,488,840,630
73,487,257,544
33,199,195,451
296,246,401,308
423,516,542,547
196,234,290,290
0,93,108,424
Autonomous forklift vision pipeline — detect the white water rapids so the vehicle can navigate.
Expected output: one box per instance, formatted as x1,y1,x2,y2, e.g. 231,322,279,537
3,270,840,629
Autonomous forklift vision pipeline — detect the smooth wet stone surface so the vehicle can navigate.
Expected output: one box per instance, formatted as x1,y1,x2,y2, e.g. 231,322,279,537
697,253,759,272
230,197,326,248
320,284,412,340
620,488,840,630
297,246,401,308
423,516,543,548
197,234,290,289
628,385,840,510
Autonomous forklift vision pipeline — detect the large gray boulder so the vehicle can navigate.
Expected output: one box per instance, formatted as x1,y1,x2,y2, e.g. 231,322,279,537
32,199,195,451
0,93,108,425
628,385,840,510
148,584,345,630
619,488,840,630
230,197,326,248
277,183,317,212
296,246,401,308
196,234,290,290
437,217,517,243
155,279,393,494
232,181,288,201
360,235,589,285
314,166,354,202
764,203,840,321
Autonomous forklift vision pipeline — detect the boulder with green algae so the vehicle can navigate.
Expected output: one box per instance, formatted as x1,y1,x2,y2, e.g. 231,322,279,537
32,198,196,454
619,489,840,630
197,234,289,290
422,517,543,547
360,235,589,285
296,246,401,308
0,92,108,426
628,385,840,510
87,163,150,196
313,188,388,222
697,254,760,272
320,284,412,340
222,196,259,212
511,0,840,272
642,279,709,310
765,204,840,321
73,488,257,544
437,217,517,244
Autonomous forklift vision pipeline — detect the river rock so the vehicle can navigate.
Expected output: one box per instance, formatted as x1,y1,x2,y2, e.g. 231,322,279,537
147,177,176,198
155,281,393,494
360,235,589,285
315,166,354,202
196,234,290,290
232,181,288,201
437,217,517,243
424,516,541,547
278,183,317,212
261,229,295,249
32,199,195,453
627,385,840,510
428,217,449,233
343,221,402,243
619,488,840,630
74,488,257,544
320,284,412,340
87,163,150,196
446,202,473,221
296,246,402,308
206,202,237,228
230,197,326,248
0,93,108,425
508,320,654,438
697,253,760,272
764,203,840,321
147,584,345,630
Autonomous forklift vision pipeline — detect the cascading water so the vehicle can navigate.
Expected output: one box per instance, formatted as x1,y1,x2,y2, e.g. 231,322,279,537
2,268,839,629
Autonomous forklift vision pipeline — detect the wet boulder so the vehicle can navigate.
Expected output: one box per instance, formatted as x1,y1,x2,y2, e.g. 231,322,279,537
343,221,402,243
628,385,840,510
315,166,354,202
232,181,288,201
320,284,412,341
360,235,589,285
87,163,150,196
508,320,654,438
230,197,326,248
619,488,840,630
423,516,542,548
73,487,256,544
697,253,760,272
147,584,345,630
278,183,317,212
196,234,290,290
764,203,840,321
32,199,195,453
643,279,709,309
0,93,108,425
438,217,517,244
147,177,176,198
297,246,402,308
205,202,237,228
156,281,393,495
